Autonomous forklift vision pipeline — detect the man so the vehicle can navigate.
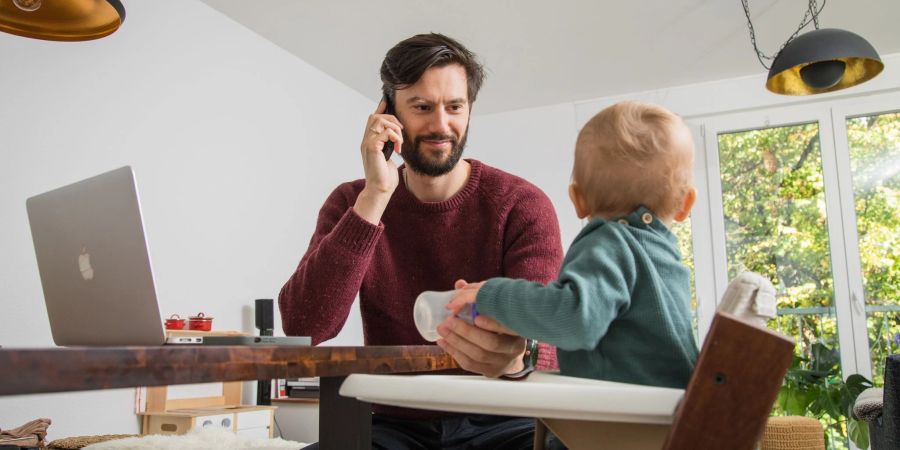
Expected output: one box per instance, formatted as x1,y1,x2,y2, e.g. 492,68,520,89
280,33,564,449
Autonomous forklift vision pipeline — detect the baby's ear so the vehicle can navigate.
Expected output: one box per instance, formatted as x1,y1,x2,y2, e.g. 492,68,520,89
674,187,697,222
568,183,590,219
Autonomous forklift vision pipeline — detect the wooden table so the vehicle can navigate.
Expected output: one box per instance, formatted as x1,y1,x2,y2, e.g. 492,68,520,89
0,345,457,450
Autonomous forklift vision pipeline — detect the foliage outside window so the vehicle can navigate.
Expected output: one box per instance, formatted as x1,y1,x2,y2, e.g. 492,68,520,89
717,122,850,449
713,111,900,448
846,111,900,386
671,219,696,331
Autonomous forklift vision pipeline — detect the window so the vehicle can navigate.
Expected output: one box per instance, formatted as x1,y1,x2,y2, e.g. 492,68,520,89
694,92,900,448
840,108,900,385
716,122,842,369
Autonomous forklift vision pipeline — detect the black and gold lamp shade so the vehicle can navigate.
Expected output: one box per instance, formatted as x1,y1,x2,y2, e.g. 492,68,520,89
0,0,125,41
766,28,883,95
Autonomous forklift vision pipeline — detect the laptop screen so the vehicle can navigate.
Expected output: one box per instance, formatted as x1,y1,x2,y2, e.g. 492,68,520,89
27,166,166,346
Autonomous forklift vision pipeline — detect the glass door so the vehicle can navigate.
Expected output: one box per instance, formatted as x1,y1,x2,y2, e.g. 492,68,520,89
700,105,860,448
832,92,900,385
701,104,857,375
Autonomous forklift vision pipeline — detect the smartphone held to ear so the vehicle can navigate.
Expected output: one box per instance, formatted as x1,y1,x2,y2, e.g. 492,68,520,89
382,95,395,160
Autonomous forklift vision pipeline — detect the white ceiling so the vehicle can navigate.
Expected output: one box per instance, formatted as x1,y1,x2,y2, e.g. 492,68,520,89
200,0,900,115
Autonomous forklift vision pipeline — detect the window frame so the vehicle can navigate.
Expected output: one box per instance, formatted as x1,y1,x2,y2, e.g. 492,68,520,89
689,102,858,376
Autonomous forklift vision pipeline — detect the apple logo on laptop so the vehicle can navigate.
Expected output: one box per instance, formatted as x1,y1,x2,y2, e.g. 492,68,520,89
78,246,94,281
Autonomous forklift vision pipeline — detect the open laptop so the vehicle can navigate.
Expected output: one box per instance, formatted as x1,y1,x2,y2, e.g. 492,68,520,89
26,166,310,347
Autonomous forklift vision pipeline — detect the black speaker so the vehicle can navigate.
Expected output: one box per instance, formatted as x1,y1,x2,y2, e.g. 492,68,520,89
255,298,273,336
255,298,274,406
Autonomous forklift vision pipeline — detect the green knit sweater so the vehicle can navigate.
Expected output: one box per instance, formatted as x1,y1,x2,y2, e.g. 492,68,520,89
476,206,698,388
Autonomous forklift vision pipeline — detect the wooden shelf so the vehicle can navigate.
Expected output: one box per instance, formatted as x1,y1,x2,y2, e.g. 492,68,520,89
272,397,320,404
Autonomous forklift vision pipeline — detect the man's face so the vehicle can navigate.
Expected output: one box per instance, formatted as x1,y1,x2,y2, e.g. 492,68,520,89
392,64,471,177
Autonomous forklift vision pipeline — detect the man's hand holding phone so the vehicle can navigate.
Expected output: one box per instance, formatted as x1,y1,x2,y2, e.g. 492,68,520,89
353,100,404,225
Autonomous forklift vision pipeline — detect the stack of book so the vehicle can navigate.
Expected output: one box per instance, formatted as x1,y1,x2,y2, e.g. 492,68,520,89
285,377,320,399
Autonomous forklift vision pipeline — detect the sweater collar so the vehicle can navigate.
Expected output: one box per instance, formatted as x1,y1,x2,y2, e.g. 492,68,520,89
395,159,483,213
581,206,678,244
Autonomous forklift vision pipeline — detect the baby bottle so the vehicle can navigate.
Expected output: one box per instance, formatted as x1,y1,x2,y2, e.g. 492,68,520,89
413,290,478,342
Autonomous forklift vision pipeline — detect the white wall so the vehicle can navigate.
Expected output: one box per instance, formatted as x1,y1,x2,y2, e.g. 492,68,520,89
468,103,582,248
471,53,900,260
0,0,368,440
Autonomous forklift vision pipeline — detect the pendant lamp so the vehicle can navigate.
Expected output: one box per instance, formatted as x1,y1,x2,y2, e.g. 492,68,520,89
766,28,883,95
0,0,125,42
742,0,883,95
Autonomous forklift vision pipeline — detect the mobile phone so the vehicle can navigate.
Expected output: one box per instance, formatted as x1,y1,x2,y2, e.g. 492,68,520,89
382,94,395,160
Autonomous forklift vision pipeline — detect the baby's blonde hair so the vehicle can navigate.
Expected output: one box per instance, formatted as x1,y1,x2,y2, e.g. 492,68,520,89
573,101,694,219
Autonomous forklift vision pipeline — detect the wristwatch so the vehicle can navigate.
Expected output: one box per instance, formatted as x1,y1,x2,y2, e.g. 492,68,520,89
503,339,538,379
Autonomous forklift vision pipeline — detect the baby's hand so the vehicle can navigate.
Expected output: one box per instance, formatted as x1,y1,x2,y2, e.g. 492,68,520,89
446,279,485,314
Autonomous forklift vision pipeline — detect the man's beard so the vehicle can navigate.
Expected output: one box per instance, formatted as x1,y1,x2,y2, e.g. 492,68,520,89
400,128,468,177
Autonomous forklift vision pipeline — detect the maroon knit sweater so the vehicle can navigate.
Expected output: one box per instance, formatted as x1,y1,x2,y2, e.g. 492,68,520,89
279,159,564,418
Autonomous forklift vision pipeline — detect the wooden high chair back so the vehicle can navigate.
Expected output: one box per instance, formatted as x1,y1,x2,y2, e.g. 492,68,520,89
661,311,794,449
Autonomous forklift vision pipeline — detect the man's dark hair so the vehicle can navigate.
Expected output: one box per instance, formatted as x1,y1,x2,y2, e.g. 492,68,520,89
380,33,485,106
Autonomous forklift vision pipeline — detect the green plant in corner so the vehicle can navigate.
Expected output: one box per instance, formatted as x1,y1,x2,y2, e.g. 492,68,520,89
775,342,874,449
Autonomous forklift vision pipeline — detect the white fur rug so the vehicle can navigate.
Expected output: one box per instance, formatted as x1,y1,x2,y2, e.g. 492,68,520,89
83,426,307,450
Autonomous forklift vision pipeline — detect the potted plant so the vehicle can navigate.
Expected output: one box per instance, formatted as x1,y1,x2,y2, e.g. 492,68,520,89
776,342,874,449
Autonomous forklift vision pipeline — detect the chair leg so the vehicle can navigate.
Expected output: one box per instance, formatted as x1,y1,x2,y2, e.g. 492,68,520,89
533,418,547,450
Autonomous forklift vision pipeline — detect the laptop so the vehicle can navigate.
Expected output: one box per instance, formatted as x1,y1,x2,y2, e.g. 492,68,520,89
26,166,310,347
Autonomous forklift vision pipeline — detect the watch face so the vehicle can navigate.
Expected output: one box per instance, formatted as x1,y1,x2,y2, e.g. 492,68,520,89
502,339,538,379
526,339,538,364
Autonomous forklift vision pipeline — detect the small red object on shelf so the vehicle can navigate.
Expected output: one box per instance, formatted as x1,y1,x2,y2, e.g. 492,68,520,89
165,314,185,330
188,312,213,331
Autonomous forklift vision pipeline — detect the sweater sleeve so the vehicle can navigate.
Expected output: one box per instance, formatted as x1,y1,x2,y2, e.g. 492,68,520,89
278,185,382,344
478,225,636,352
499,185,564,369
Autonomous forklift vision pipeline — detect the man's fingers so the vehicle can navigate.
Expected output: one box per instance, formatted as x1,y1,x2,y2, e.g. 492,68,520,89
473,315,517,336
382,114,403,130
440,321,489,360
380,128,403,151
366,126,402,150
437,336,501,377
368,118,403,137
436,339,485,375
441,317,521,357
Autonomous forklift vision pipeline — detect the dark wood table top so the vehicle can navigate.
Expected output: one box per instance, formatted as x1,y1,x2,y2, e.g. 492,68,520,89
0,345,458,396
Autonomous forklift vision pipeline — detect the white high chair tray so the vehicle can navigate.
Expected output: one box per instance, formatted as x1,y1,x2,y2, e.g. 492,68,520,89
340,371,684,424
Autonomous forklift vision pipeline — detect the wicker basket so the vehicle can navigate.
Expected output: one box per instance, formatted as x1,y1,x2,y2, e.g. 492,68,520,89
760,416,825,450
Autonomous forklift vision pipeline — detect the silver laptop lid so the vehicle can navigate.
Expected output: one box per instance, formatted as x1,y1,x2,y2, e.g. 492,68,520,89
26,166,166,346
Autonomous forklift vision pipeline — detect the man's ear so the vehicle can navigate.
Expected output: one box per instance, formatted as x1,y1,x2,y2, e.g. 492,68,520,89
674,187,697,222
569,183,590,219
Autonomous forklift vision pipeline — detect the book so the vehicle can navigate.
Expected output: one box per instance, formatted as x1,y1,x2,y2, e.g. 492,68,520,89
286,377,320,387
287,388,320,399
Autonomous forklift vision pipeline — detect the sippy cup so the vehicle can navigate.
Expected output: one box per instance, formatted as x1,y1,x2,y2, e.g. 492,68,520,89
413,290,478,342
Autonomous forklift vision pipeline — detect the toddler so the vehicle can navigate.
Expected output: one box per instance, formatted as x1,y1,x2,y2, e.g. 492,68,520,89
445,101,699,388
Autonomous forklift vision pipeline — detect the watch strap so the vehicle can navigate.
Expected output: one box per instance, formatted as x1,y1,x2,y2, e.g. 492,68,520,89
502,338,538,379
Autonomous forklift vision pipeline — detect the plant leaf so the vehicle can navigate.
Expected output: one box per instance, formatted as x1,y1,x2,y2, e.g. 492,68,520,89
848,415,870,449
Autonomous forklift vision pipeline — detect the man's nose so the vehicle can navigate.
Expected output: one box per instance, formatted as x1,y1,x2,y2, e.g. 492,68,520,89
428,108,452,135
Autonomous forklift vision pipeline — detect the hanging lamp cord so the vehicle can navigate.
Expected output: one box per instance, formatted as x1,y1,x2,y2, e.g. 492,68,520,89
741,0,826,70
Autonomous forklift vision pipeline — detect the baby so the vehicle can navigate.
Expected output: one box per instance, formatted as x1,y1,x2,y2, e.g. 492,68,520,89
444,101,699,388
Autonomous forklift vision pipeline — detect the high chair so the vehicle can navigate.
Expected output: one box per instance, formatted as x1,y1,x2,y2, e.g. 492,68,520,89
340,272,795,449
